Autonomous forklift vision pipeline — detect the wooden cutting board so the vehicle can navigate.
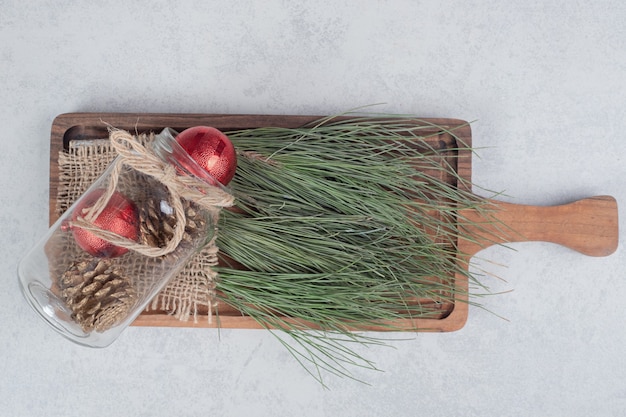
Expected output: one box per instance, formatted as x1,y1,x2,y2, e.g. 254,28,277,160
49,113,619,332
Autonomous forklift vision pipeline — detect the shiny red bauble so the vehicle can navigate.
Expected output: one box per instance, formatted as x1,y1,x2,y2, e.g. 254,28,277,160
70,189,140,258
175,126,237,186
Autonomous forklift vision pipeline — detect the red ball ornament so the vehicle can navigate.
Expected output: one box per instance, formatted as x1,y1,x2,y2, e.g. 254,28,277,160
175,126,237,186
70,189,140,258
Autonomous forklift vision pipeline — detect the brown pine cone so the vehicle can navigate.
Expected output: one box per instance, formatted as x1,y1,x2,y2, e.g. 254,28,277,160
182,202,208,243
138,197,178,248
59,259,137,333
138,198,208,249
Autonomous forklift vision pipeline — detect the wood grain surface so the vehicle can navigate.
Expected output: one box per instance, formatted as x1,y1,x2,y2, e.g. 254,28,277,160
48,113,618,332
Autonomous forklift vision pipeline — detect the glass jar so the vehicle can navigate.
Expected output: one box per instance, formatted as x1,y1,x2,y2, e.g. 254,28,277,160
18,128,232,347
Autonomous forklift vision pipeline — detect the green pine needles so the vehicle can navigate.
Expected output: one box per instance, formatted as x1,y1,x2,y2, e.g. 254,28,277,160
212,113,495,385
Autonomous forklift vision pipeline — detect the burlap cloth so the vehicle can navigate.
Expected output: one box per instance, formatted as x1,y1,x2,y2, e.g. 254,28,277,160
55,133,218,323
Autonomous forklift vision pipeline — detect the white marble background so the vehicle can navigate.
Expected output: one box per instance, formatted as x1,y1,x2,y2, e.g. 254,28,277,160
2,1,625,416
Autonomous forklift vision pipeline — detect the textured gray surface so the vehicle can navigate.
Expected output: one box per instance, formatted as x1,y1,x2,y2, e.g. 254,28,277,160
2,1,625,415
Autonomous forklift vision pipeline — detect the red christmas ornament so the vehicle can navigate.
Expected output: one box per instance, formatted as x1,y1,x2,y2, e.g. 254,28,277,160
175,126,237,186
69,189,140,258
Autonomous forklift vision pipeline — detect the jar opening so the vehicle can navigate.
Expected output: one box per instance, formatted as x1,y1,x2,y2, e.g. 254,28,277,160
152,128,229,192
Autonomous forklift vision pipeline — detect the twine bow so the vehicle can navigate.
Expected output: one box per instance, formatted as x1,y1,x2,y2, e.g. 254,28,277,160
71,129,235,257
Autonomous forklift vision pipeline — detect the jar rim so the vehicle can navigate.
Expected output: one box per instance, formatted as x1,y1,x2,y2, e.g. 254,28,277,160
152,127,230,193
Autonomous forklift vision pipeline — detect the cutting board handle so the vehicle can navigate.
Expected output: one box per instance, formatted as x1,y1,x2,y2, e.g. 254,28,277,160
460,195,619,257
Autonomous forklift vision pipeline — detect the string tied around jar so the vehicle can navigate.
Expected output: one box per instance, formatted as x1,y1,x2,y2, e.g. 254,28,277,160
69,128,235,258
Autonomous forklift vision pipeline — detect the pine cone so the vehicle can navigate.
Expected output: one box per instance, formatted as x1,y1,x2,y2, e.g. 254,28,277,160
183,202,208,242
138,198,208,249
139,197,178,248
59,259,137,333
